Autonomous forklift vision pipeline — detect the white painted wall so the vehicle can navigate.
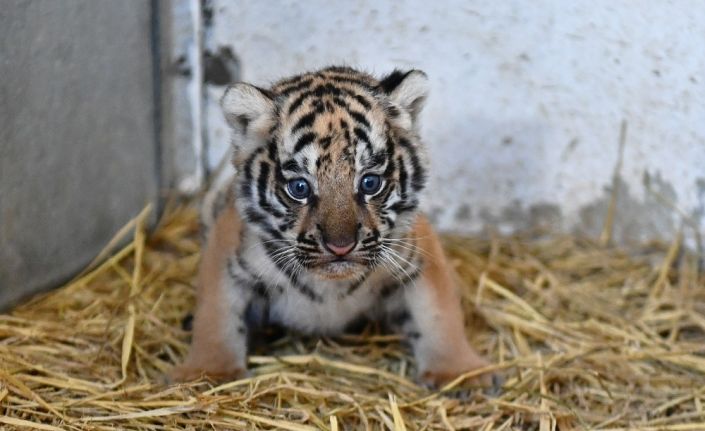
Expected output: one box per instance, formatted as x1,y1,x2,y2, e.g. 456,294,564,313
203,0,705,242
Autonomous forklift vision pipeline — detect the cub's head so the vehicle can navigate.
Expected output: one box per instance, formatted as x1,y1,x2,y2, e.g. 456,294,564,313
222,66,429,281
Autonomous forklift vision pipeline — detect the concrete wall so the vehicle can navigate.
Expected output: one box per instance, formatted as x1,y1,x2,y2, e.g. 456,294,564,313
199,0,705,244
0,1,159,308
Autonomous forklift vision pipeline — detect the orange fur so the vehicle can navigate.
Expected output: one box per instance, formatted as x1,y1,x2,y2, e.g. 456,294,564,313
169,206,247,382
411,216,490,386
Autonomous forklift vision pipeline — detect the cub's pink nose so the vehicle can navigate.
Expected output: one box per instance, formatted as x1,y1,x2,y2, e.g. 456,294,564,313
325,241,356,256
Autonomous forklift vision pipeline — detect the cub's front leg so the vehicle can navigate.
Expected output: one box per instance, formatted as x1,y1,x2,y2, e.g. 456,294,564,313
395,216,491,387
169,207,251,382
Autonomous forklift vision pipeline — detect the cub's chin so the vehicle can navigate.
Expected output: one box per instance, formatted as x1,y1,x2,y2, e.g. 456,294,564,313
309,259,367,281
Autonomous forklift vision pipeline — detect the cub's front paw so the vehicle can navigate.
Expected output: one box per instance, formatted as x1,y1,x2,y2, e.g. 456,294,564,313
168,361,247,384
419,354,495,389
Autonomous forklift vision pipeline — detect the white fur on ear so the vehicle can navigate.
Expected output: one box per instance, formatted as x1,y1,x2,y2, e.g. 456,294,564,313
220,83,275,154
221,83,274,131
380,70,429,128
387,71,428,112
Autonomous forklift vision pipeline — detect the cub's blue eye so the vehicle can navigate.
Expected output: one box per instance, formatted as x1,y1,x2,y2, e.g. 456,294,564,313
287,178,311,200
360,174,382,195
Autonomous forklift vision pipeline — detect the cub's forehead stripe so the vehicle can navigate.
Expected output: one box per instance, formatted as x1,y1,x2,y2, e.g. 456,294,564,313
282,159,301,173
287,87,357,115
277,78,314,96
349,111,371,129
362,151,389,172
291,112,317,133
293,132,316,153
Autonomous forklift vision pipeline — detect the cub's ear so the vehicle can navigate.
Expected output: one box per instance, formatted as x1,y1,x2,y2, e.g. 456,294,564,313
379,69,429,128
221,83,275,154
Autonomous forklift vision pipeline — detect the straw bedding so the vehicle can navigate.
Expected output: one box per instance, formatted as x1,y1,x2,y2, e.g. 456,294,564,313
1,201,704,430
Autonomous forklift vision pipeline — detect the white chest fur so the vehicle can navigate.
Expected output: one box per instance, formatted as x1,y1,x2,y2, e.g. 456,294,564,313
267,280,378,334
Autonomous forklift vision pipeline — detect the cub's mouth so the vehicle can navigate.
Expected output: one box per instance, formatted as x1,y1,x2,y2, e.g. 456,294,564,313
307,255,369,280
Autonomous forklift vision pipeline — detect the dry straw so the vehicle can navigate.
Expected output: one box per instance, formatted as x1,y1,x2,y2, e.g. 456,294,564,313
1,198,704,430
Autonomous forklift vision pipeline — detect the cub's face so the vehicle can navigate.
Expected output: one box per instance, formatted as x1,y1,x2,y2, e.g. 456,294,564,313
222,67,429,281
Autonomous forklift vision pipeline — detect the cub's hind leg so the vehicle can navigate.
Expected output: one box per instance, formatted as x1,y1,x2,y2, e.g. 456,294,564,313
390,216,491,388
169,206,251,382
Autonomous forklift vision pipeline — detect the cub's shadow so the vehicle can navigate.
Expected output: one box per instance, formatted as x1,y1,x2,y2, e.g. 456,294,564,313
177,312,503,397
179,312,383,354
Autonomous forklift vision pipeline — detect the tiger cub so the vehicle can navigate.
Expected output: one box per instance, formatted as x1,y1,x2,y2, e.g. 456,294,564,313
170,66,491,387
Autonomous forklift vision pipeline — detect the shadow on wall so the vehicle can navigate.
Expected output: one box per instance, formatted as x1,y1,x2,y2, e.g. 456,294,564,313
425,116,564,234
428,115,701,246
579,174,679,245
